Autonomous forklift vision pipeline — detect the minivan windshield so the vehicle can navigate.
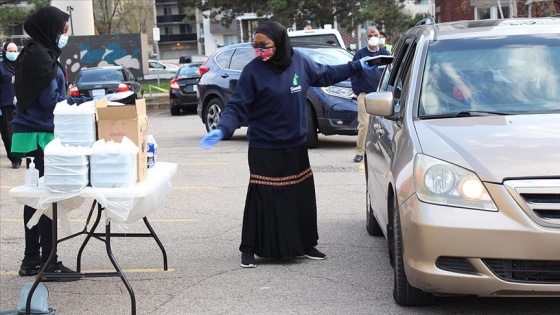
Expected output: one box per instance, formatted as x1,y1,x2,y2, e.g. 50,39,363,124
419,34,560,117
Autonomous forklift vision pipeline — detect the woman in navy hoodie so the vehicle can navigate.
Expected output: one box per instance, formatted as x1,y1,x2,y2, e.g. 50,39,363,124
200,20,375,268
11,6,91,279
0,42,22,169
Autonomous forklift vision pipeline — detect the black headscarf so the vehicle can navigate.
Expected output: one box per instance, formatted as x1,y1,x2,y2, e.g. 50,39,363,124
254,21,293,74
2,42,17,73
15,6,69,111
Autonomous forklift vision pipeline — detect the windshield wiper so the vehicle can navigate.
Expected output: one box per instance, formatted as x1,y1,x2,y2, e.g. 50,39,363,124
455,111,510,117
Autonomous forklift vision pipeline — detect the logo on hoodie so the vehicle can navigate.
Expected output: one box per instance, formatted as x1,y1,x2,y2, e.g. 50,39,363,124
290,73,302,94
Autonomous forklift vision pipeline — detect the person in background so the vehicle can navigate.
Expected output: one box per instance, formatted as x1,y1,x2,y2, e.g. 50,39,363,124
379,31,393,54
200,21,377,268
0,42,22,169
350,26,391,163
11,6,92,280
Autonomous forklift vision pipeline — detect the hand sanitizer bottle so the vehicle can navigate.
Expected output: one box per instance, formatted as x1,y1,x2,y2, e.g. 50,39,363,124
25,157,39,187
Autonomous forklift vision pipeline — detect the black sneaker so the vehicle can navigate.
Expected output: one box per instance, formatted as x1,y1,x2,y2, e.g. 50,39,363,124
18,258,40,276
240,252,256,268
41,261,81,282
353,155,363,163
304,247,326,260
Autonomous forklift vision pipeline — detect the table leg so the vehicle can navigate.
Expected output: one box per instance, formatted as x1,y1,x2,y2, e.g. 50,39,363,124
25,203,59,315
105,220,136,315
76,201,103,272
143,217,168,271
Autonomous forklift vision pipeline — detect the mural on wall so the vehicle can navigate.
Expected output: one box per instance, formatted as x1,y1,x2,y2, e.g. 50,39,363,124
60,34,147,83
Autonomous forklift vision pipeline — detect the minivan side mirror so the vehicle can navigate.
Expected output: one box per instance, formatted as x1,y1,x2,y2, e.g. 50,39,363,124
365,91,394,117
365,55,395,66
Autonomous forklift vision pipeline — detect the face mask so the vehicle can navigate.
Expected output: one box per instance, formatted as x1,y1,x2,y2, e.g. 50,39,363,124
255,47,275,61
57,35,69,49
379,38,386,46
368,36,379,47
5,52,18,61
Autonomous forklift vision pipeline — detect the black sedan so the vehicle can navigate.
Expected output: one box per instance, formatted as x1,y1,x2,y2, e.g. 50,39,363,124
70,66,144,99
168,63,203,115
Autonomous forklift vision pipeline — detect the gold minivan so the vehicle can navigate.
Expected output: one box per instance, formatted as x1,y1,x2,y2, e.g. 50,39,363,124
364,18,560,306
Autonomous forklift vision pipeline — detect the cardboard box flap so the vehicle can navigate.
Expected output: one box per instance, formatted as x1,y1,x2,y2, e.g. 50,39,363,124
95,98,146,120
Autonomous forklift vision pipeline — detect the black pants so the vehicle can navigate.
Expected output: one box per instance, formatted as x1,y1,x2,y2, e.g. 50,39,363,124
0,105,20,164
23,148,56,263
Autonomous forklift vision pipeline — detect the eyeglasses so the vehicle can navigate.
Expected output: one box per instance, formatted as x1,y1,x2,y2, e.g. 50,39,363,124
251,41,272,49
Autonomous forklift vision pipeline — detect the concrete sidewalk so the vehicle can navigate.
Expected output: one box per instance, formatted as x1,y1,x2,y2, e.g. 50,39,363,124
144,93,169,110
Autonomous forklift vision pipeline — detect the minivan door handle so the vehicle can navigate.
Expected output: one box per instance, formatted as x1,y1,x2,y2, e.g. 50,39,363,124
373,123,384,135
221,74,229,78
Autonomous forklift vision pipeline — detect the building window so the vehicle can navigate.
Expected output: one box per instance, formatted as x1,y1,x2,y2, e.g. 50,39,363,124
163,6,172,15
164,26,174,35
476,6,510,19
224,34,238,46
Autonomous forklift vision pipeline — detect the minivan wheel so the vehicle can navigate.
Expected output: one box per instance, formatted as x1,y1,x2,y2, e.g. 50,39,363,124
306,102,319,149
366,188,383,236
204,98,224,132
391,197,435,306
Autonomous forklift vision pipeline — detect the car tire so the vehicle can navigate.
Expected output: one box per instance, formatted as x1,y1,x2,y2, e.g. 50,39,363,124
204,98,224,132
391,196,435,306
204,98,233,140
170,107,180,116
366,185,383,236
306,102,319,149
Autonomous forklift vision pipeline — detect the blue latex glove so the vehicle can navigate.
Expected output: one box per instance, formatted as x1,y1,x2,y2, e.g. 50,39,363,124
200,129,223,149
359,57,376,71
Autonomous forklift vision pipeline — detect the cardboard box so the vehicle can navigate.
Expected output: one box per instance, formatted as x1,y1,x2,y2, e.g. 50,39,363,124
95,98,148,182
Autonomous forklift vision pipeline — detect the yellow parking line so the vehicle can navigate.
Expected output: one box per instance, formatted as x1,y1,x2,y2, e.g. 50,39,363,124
0,218,198,222
0,268,175,276
174,186,218,190
1,185,219,190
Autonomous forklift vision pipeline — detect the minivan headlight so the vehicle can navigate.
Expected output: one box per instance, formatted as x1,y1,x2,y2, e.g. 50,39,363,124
414,154,497,211
321,86,354,99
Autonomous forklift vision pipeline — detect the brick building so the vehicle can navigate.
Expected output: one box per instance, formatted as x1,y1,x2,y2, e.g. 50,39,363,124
434,0,560,22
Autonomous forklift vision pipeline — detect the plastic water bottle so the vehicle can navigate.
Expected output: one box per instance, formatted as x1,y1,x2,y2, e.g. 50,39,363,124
147,135,158,168
25,157,39,187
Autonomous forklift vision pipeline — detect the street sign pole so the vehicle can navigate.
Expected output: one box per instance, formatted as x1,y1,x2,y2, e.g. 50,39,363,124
153,27,161,86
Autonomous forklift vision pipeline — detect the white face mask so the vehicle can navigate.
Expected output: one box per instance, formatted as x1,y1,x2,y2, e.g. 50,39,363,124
57,35,69,49
368,36,379,47
379,38,386,46
5,52,18,61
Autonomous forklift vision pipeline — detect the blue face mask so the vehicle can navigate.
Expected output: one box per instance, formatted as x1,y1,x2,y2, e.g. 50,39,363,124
5,52,18,61
57,35,69,49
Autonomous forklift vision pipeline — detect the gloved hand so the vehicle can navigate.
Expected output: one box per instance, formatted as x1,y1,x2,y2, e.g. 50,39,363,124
200,129,224,149
359,56,376,71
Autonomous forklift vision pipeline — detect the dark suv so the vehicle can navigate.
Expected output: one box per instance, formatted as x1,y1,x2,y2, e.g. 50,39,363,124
196,43,357,148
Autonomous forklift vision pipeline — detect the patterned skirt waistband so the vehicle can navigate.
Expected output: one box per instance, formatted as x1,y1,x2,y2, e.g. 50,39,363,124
249,167,313,186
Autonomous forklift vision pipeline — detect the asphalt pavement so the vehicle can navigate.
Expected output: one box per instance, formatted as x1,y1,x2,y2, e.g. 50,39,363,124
1,108,559,315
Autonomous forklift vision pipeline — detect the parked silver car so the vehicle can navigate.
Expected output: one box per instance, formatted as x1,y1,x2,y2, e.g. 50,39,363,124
365,18,560,306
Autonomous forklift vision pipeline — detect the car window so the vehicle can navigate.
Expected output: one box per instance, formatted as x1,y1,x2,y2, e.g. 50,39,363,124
289,34,342,47
229,48,255,71
386,37,416,116
419,35,560,117
215,49,234,69
78,70,123,83
178,64,202,77
124,68,134,81
150,61,164,69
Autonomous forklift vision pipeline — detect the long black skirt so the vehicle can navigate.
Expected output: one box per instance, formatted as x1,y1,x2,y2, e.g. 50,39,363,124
239,143,318,258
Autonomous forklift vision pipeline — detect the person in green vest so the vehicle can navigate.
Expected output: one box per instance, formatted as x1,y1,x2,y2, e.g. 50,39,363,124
380,31,393,54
